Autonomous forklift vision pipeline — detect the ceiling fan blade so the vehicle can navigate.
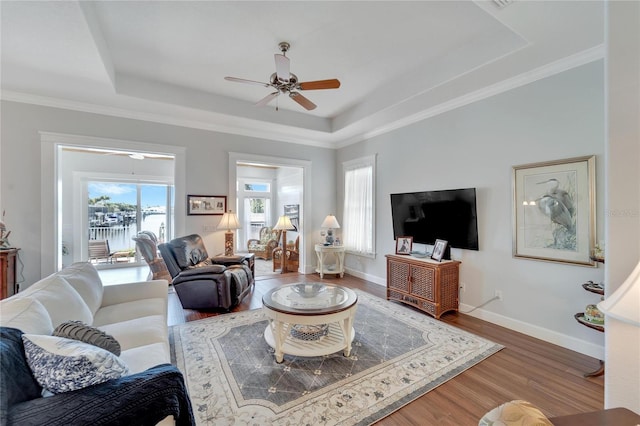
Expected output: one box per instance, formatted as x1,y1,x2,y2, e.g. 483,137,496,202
224,76,271,87
289,92,317,110
255,92,279,107
298,79,341,90
275,54,290,82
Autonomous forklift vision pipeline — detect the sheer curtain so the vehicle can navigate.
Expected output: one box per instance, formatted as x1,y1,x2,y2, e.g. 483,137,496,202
343,160,374,255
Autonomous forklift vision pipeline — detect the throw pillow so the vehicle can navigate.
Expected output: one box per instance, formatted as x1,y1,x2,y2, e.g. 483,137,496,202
53,321,121,356
56,262,104,315
0,297,54,335
0,328,42,410
17,275,93,328
478,400,553,426
22,334,129,394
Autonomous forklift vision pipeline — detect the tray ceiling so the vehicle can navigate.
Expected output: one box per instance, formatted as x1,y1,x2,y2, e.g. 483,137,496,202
1,1,604,147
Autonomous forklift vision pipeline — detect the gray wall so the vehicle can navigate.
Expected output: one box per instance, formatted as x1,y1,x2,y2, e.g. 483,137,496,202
0,59,609,359
0,101,335,286
337,61,606,358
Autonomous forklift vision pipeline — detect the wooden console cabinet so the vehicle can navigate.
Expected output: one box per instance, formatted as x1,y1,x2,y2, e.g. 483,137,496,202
386,254,461,319
1,248,19,300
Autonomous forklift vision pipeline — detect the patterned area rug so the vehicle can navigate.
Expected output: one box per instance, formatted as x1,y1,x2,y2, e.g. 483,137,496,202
170,290,503,425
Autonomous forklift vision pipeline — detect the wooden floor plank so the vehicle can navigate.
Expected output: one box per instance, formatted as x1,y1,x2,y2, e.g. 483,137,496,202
167,270,604,424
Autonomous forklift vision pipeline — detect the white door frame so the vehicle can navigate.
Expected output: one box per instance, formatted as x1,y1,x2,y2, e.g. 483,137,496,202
228,152,311,273
40,131,186,275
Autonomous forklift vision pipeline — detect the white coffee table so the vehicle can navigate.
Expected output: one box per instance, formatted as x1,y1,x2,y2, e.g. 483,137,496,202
262,283,358,363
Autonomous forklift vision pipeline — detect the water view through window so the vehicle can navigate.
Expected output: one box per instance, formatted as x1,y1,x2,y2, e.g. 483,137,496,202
88,181,173,263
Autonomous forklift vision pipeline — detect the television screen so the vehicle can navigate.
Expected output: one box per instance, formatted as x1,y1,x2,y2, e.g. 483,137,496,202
390,188,479,250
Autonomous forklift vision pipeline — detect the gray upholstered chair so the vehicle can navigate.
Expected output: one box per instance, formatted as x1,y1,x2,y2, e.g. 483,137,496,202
158,234,253,310
132,231,172,283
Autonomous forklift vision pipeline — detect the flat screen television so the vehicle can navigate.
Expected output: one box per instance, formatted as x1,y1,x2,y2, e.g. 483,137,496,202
390,187,479,251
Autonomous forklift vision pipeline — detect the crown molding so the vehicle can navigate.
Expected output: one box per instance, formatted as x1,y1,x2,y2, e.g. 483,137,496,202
1,91,337,149
335,44,605,148
2,44,604,151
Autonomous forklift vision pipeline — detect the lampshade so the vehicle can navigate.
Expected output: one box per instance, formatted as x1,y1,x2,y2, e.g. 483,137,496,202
320,214,340,229
273,215,295,231
598,260,640,326
217,211,241,231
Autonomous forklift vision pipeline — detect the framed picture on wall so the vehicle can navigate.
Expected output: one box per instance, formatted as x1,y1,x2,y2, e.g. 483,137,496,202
512,155,596,266
284,204,299,231
187,195,226,215
396,236,412,255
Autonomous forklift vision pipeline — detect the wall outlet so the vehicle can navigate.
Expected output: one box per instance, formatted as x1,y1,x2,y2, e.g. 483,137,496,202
460,283,466,293
494,290,503,301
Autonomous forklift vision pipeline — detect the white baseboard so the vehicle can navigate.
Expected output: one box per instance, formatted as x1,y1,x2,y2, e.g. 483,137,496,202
309,268,602,359
459,302,604,360
344,267,386,286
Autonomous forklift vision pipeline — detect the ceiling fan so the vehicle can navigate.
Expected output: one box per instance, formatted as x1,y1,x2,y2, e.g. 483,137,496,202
224,42,340,111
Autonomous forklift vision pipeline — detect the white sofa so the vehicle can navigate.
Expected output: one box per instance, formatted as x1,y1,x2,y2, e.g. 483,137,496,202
0,261,176,425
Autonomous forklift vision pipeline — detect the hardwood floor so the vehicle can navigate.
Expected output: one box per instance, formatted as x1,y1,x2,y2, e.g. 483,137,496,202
167,270,604,425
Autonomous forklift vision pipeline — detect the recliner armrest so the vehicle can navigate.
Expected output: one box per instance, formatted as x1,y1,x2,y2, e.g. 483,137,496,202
179,264,226,277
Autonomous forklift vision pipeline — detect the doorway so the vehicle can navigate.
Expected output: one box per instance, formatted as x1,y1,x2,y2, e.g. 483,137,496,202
229,153,310,275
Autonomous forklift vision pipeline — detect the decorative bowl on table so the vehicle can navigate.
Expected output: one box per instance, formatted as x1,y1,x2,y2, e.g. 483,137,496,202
291,283,326,298
410,250,430,258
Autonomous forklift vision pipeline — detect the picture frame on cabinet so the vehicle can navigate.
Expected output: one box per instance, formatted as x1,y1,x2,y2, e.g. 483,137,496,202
512,155,596,266
431,239,448,262
396,236,412,255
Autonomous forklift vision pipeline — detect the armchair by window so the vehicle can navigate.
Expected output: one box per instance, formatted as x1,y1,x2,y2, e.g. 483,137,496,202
247,226,282,260
132,231,172,283
158,234,254,310
88,240,114,264
273,236,299,273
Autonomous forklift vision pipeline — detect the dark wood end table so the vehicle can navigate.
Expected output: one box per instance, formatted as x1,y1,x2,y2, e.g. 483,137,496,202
550,407,640,426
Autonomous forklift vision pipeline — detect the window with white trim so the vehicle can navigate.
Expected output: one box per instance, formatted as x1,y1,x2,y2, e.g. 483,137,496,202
342,155,376,256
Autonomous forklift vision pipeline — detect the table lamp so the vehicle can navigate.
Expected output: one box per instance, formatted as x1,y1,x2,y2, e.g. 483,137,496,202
598,260,640,326
273,215,296,274
320,214,340,245
217,210,241,256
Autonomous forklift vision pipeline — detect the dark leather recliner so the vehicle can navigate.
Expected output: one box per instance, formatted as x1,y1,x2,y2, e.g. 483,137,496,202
158,234,254,310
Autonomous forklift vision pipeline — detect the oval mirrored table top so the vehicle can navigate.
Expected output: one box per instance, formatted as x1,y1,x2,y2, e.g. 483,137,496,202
262,283,357,315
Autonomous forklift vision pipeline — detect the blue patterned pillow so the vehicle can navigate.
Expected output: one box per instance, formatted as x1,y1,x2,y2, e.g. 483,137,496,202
22,334,129,394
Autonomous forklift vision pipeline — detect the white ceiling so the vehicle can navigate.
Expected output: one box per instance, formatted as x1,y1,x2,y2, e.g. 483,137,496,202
1,1,604,148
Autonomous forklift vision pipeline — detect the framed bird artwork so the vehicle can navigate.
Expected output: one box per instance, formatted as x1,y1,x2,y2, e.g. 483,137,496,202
512,155,596,266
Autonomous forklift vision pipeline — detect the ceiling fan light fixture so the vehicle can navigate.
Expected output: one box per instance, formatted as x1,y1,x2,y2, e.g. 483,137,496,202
225,42,340,111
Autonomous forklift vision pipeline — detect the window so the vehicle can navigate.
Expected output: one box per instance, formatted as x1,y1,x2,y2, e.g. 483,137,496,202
342,155,376,256
86,180,174,266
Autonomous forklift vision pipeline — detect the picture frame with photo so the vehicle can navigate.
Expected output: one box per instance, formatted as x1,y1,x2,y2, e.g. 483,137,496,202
395,236,413,255
431,239,448,262
187,195,227,215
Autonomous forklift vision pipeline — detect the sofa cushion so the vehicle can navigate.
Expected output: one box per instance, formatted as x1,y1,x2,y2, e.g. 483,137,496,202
97,315,167,351
56,262,104,315
479,400,553,426
18,275,93,328
92,297,166,327
119,342,170,374
0,327,42,417
53,321,121,356
0,297,54,335
22,334,129,394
